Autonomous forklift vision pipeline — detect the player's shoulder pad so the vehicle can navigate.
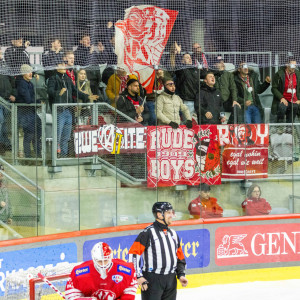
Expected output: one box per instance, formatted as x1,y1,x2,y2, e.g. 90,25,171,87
114,259,134,276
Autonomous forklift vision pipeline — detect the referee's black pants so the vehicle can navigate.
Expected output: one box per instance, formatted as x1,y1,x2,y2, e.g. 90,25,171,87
142,272,177,300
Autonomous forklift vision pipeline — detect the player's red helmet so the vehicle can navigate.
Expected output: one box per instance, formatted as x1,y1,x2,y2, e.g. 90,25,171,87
91,242,113,279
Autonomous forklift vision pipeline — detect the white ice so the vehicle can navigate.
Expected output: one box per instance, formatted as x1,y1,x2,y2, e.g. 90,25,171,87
135,279,300,300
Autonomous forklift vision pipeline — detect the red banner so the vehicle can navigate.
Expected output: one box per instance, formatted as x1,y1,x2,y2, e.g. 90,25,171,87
147,125,221,187
215,224,300,266
115,6,178,93
217,124,269,179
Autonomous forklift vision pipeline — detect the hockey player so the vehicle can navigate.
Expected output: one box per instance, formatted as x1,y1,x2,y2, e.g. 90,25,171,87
65,242,138,300
128,202,188,300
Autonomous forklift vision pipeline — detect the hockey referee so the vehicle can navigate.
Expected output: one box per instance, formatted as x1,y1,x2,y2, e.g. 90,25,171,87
128,202,188,300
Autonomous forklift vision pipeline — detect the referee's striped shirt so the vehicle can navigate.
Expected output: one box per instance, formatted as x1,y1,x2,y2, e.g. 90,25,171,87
128,220,186,278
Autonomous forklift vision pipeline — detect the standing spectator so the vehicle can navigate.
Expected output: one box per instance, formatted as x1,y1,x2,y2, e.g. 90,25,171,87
241,184,272,216
271,58,300,123
175,53,200,117
106,68,137,108
63,51,76,86
65,242,137,300
146,69,165,126
48,63,98,157
16,64,41,158
117,79,149,125
233,62,271,124
128,202,188,300
156,78,193,129
42,37,64,80
191,42,209,69
188,183,223,219
4,35,30,74
213,55,240,123
195,72,226,124
0,49,15,154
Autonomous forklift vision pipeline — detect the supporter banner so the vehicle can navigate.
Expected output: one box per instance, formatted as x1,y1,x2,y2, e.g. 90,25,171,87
74,124,147,157
83,228,210,269
0,243,77,296
147,125,221,187
115,6,178,93
215,223,300,266
217,124,269,179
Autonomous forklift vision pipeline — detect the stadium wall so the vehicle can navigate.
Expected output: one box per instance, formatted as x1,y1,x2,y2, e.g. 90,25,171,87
0,216,300,297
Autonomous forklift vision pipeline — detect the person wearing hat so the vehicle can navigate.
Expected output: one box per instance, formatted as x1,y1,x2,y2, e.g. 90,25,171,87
117,78,149,125
156,77,193,129
233,61,271,124
106,68,138,108
129,202,188,300
16,64,41,158
212,55,240,123
271,57,300,123
188,183,223,218
4,34,30,75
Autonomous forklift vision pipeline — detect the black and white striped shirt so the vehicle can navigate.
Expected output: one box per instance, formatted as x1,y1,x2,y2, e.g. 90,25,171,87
128,221,186,279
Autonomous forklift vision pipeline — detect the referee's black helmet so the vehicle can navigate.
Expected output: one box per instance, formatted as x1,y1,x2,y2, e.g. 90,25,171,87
152,202,173,216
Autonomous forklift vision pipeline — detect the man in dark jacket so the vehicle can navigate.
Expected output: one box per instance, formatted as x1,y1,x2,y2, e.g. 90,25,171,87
195,72,226,124
213,56,240,123
271,58,300,123
117,79,149,125
48,63,98,157
16,64,41,158
0,51,15,154
42,37,64,80
4,35,30,75
233,62,271,124
74,34,101,96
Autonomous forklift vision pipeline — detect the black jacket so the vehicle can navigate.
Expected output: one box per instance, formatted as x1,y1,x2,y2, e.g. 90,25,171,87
195,83,224,124
42,49,64,80
47,72,89,106
4,46,30,74
117,90,149,125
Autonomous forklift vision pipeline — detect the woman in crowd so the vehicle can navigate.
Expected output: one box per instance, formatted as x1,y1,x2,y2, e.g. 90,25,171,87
241,184,272,216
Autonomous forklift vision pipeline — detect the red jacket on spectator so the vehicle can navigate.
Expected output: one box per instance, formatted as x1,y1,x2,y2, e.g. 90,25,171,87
241,197,271,216
188,196,223,219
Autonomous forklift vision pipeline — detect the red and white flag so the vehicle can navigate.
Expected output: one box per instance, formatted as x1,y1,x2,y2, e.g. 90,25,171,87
115,5,178,93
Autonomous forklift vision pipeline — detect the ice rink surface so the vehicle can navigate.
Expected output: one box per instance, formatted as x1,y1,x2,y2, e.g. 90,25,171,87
135,279,300,300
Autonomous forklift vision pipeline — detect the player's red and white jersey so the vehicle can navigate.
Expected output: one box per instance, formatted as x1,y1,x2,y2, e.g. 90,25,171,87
65,259,137,300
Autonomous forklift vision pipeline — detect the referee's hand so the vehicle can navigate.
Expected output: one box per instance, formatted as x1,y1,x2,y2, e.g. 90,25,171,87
179,276,188,287
137,277,148,291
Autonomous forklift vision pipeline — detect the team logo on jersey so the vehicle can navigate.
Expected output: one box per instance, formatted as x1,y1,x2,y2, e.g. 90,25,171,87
117,265,132,275
112,274,123,283
75,266,90,276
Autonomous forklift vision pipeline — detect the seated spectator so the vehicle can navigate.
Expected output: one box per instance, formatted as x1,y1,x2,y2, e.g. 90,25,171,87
16,64,41,158
117,79,149,125
233,61,271,124
195,72,226,124
156,77,193,129
4,34,30,74
188,183,223,218
271,57,300,123
0,49,16,154
213,55,240,124
106,68,137,108
146,69,165,126
241,184,272,216
42,37,64,80
47,63,98,157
